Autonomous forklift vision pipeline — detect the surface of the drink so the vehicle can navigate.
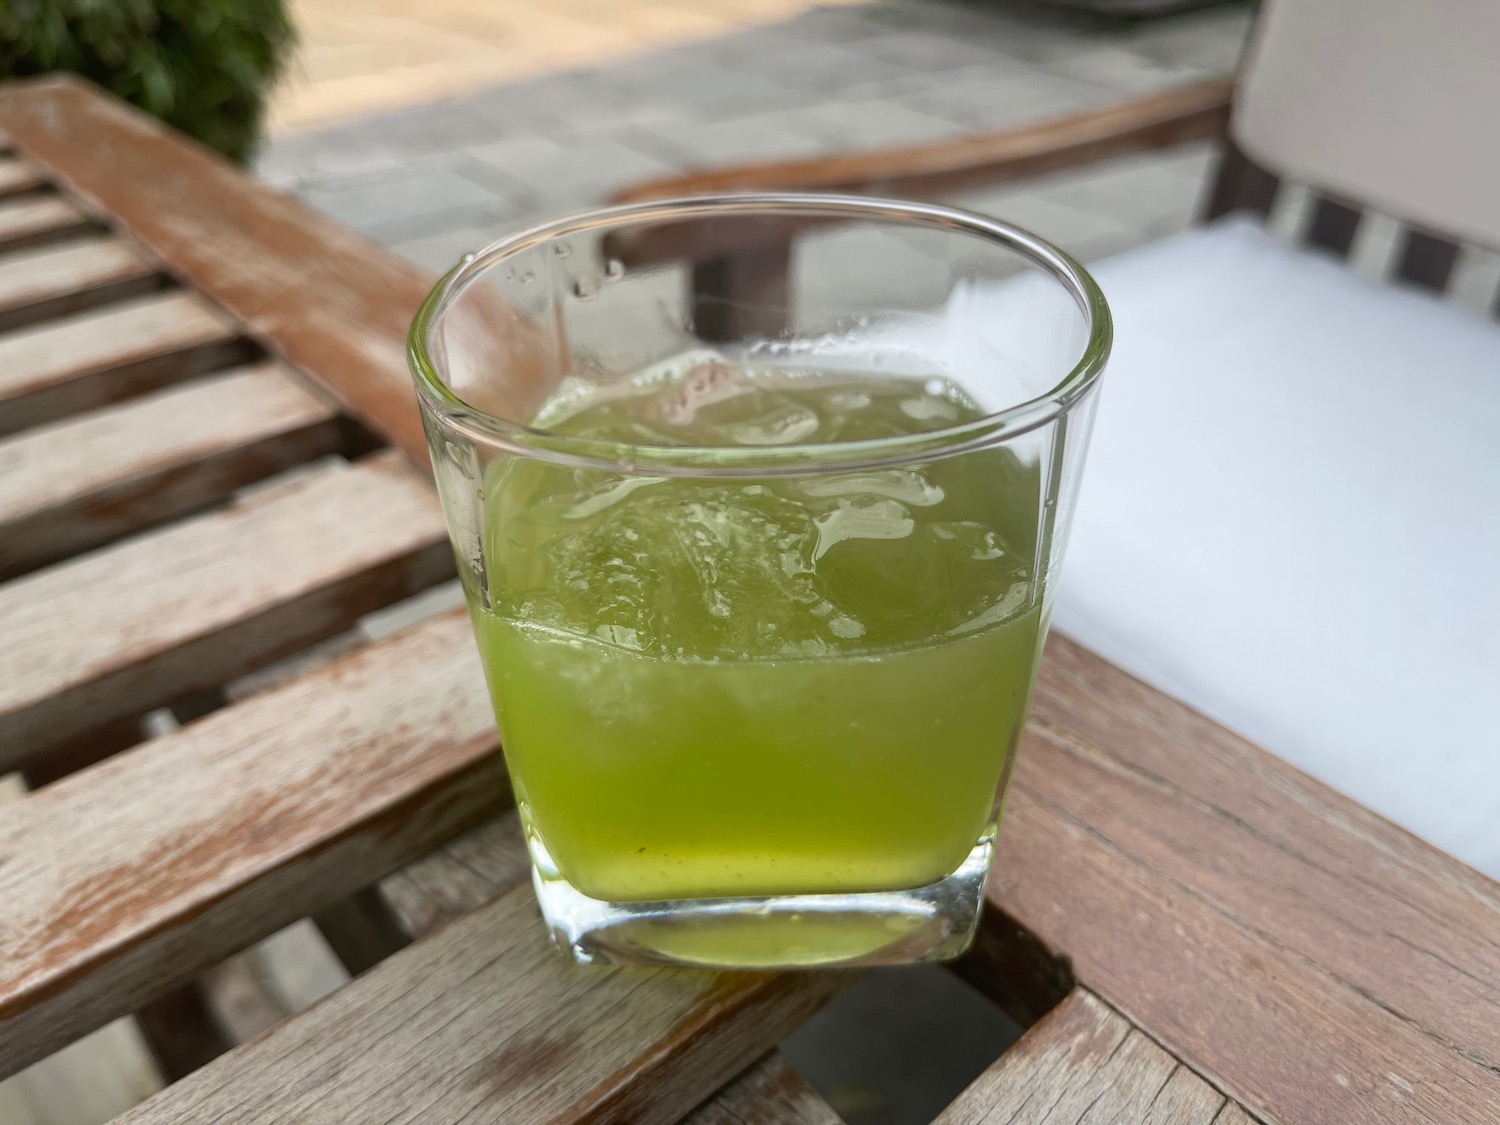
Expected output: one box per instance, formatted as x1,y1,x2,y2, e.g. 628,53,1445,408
472,356,1044,903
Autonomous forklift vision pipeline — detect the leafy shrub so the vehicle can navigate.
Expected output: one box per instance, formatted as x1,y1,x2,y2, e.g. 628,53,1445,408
1,0,296,163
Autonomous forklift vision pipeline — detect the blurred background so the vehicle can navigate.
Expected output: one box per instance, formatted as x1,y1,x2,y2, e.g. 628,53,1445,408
1,1,1251,1122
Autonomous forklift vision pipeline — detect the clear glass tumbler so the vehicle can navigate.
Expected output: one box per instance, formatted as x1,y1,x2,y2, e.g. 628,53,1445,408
408,194,1110,969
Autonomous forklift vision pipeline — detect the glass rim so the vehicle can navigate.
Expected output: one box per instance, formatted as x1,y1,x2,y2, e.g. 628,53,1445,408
407,192,1112,478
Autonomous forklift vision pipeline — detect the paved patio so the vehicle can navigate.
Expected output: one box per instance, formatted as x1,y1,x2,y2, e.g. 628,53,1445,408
262,0,1251,274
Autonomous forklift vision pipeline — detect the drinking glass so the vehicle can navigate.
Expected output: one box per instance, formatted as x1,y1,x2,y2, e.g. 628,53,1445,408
408,194,1110,968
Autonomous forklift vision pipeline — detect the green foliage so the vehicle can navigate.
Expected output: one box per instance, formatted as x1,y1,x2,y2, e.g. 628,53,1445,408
0,0,296,163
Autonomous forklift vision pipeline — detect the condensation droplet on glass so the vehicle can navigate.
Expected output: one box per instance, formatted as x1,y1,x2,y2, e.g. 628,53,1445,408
460,252,477,265
553,242,572,258
605,258,625,280
573,278,600,300
520,270,536,284
503,267,516,281
444,441,473,477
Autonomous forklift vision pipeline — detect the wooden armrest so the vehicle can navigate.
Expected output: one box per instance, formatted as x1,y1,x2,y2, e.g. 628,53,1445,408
612,78,1234,204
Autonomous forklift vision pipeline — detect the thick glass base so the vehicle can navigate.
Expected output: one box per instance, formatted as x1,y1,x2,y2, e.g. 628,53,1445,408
528,830,995,969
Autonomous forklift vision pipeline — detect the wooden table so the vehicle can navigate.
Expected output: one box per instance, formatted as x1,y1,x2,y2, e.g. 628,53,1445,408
0,76,1496,1125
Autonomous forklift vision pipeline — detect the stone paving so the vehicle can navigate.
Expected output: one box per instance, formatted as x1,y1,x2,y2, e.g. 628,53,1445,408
262,0,1252,276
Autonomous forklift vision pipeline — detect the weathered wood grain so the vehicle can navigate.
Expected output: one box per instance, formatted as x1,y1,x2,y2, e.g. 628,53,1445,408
0,290,254,437
0,451,453,767
0,609,506,1079
0,363,344,579
110,879,842,1125
0,236,162,332
378,815,533,941
1212,1105,1262,1125
935,990,1224,1125
0,77,436,466
380,814,845,1124
983,632,1500,1125
0,157,45,199
0,195,97,252
1027,634,1500,1075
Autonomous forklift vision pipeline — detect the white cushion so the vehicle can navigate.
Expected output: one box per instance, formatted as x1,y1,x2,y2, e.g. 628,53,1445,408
1055,218,1500,878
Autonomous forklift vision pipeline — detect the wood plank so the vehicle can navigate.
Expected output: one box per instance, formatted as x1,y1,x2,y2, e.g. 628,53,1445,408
0,77,436,466
1027,634,1500,1074
110,880,842,1125
0,364,344,580
376,816,846,1125
1394,228,1461,293
0,196,95,253
981,633,1500,1125
0,236,163,333
0,290,254,437
378,814,534,939
613,80,1233,203
0,609,506,1079
934,990,1224,1125
0,451,453,768
0,157,45,199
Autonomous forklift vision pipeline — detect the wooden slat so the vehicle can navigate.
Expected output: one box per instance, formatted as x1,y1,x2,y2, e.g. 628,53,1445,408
380,816,846,1125
1394,227,1461,293
0,236,162,332
986,633,1500,1125
934,990,1225,1124
0,195,94,252
109,880,842,1125
378,814,534,939
613,79,1234,203
0,363,344,580
0,290,253,437
0,451,453,768
0,609,506,1078
0,157,45,199
1200,141,1279,222
0,77,436,466
1305,195,1363,257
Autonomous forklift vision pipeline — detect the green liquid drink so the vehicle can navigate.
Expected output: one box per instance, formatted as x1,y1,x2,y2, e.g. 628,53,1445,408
471,358,1045,904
